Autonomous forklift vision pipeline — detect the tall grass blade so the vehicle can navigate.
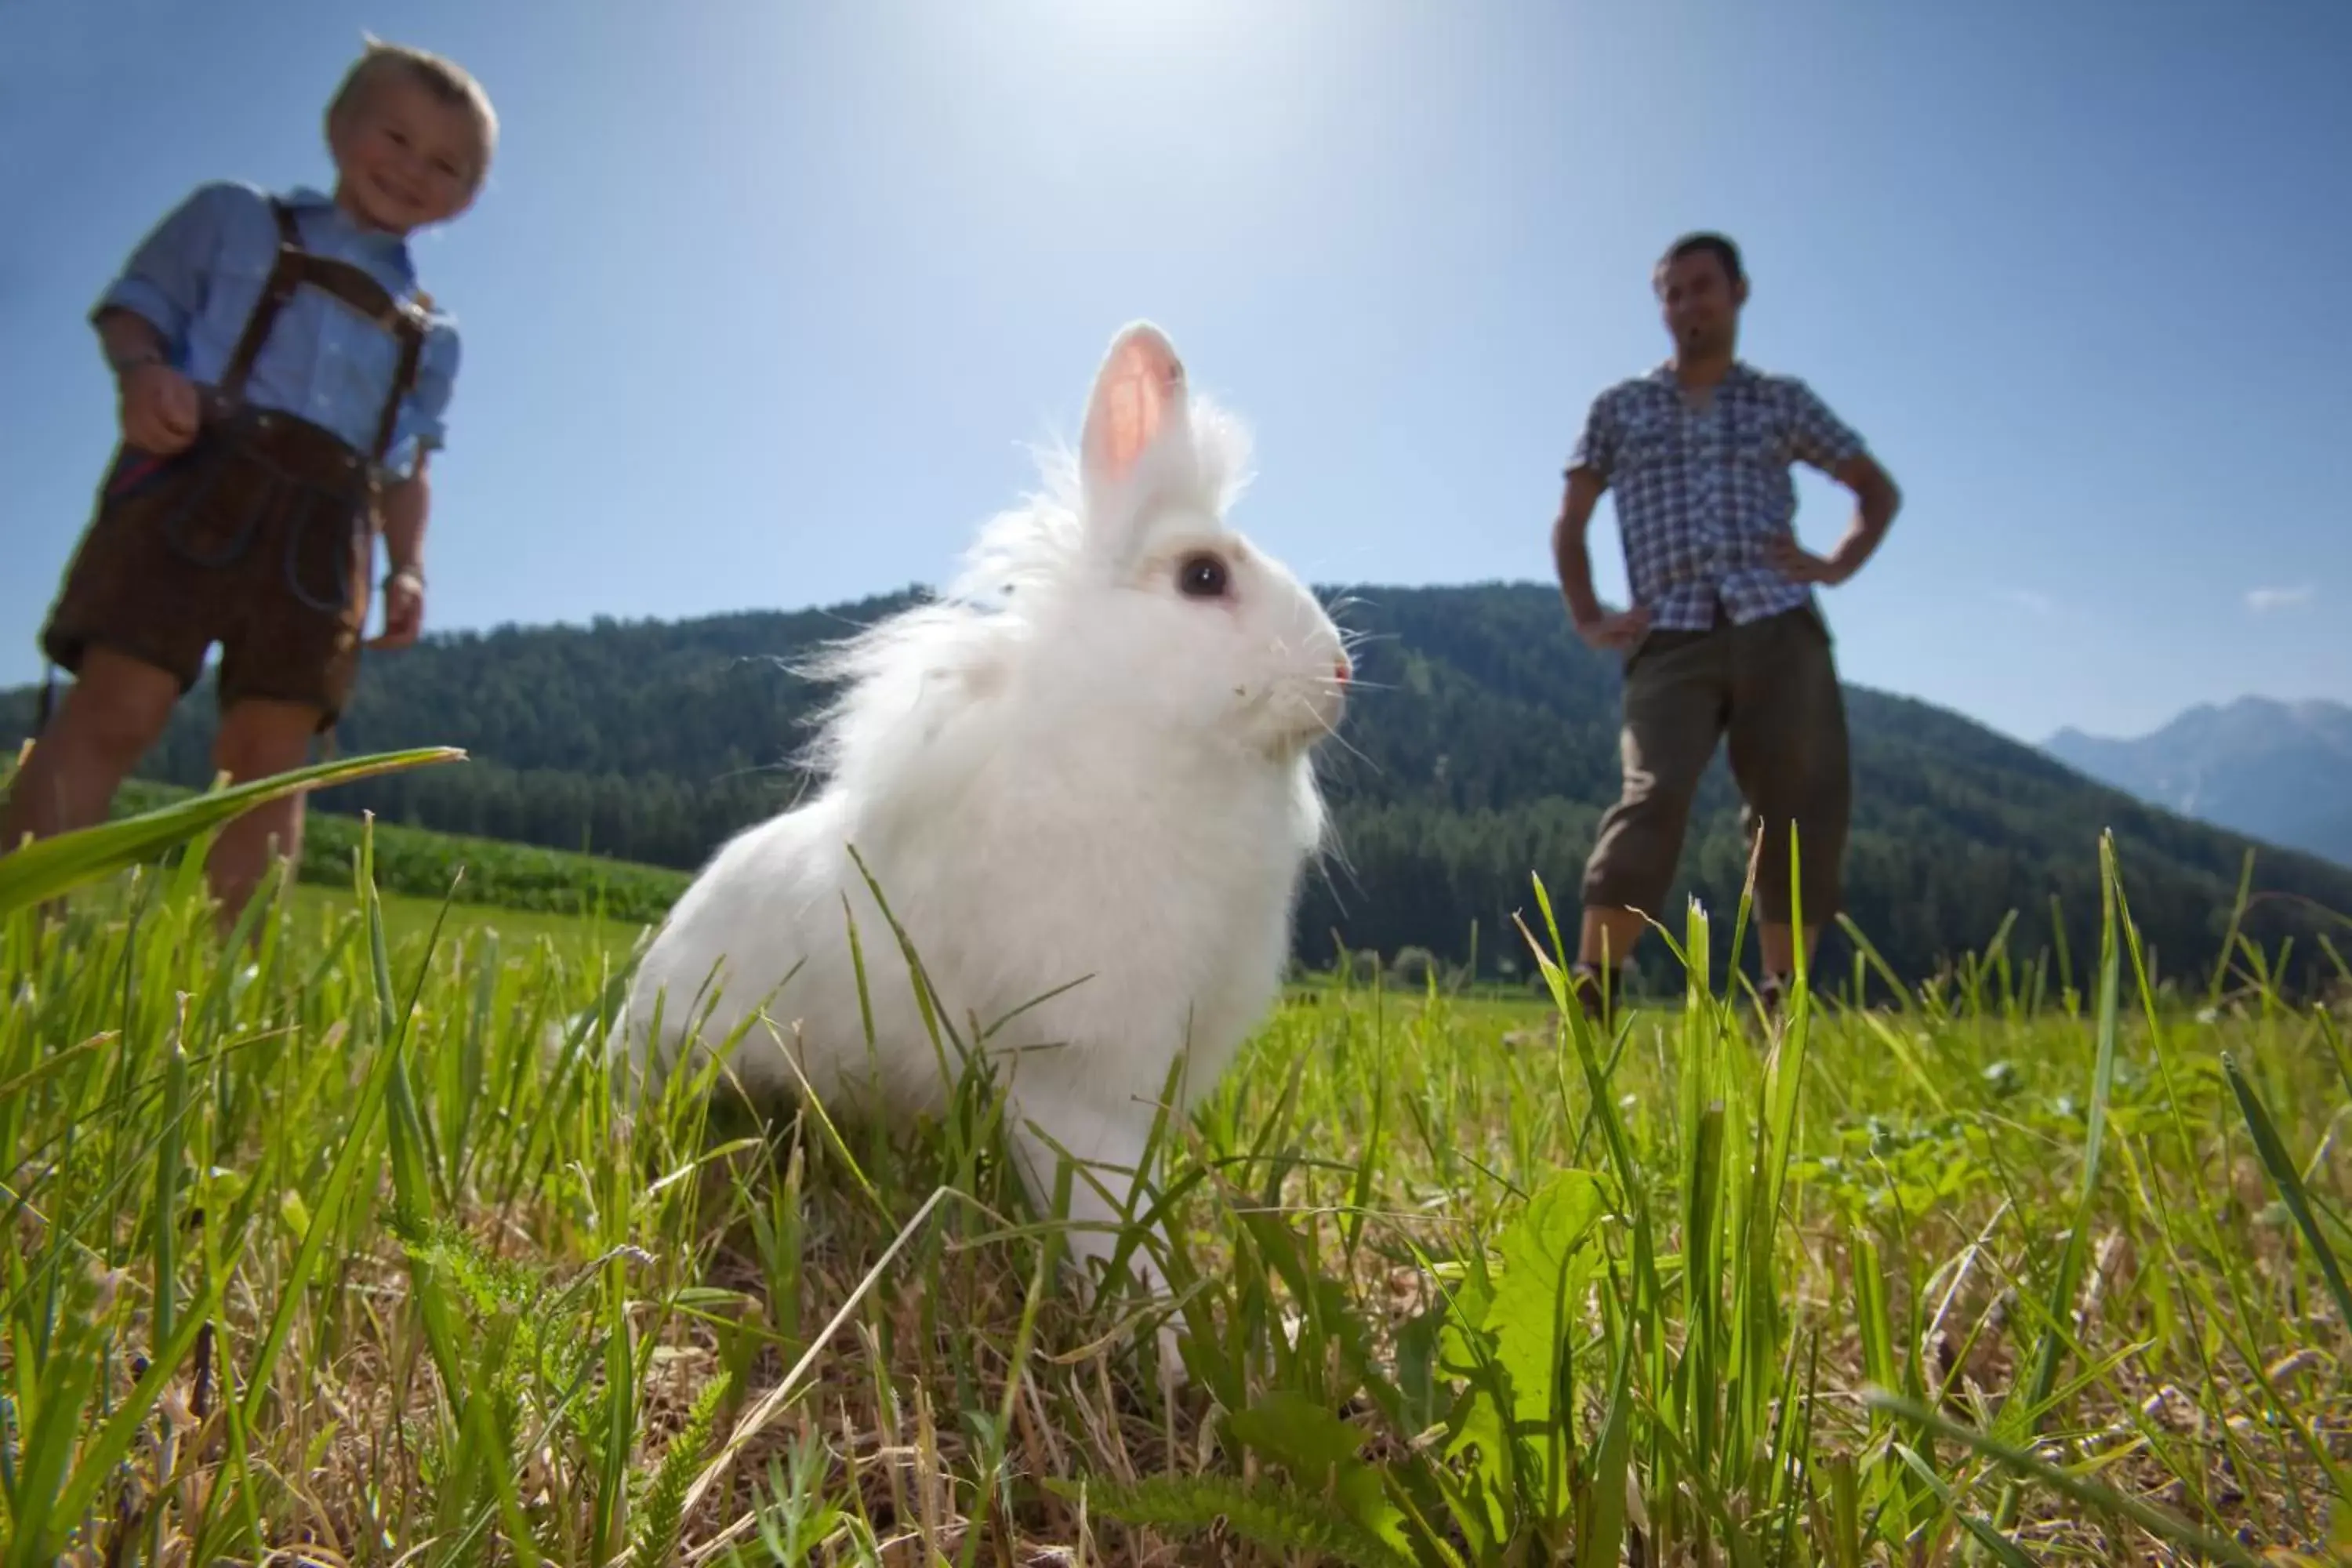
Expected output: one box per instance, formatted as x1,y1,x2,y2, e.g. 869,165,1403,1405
1867,1389,2264,1567
1998,833,2124,1459
2220,1050,2352,1338
0,746,462,916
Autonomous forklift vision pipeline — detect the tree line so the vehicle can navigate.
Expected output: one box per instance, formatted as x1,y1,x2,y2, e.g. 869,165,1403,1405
6,583,2346,1000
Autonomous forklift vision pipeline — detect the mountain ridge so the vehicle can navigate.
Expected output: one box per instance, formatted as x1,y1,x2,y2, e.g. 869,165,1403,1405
2045,692,2352,748
2040,694,2352,870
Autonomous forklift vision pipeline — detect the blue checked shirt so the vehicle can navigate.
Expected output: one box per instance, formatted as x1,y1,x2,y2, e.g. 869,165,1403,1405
93,181,460,478
1570,361,1868,631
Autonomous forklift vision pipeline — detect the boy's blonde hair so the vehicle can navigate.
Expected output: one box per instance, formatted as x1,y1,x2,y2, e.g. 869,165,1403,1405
325,35,499,189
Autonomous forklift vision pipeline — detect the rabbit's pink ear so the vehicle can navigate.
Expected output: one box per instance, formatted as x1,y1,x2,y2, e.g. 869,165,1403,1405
1080,322,1186,490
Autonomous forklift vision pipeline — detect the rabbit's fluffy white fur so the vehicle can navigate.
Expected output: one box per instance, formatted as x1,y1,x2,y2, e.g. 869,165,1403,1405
612,321,1349,1316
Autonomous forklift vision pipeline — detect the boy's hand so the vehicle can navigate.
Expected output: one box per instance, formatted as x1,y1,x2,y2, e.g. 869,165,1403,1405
372,570,425,649
118,364,201,455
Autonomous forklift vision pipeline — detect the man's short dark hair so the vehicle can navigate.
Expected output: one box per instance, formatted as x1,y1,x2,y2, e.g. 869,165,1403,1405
1657,231,1744,288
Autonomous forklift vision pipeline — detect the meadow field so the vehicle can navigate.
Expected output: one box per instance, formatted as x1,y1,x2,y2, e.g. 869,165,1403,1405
3,759,2348,1565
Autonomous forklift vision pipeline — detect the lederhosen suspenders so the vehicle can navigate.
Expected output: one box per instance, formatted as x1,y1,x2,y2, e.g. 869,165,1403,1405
220,198,432,468
34,199,432,732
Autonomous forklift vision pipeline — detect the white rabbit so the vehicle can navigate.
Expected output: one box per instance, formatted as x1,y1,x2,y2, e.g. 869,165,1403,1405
612,321,1351,1334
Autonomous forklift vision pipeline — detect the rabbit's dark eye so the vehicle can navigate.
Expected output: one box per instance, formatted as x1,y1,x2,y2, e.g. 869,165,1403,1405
1178,553,1229,599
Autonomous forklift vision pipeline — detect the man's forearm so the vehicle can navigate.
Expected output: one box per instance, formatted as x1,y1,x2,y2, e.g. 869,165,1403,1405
1553,469,1607,624
381,469,430,578
1555,524,1604,625
1827,460,1901,579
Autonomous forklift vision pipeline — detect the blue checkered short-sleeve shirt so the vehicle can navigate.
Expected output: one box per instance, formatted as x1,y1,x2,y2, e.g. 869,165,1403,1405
1570,361,1868,631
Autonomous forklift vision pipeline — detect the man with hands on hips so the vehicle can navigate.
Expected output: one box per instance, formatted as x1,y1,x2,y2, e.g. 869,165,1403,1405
1552,230,1903,1022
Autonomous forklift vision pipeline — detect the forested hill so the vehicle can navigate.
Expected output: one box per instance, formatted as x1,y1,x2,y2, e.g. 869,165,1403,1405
7,581,2349,996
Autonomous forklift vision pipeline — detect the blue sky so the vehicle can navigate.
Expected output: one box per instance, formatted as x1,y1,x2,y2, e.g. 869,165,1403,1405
3,0,2345,746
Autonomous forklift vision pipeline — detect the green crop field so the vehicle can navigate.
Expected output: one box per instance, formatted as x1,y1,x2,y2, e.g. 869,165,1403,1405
107,777,692,929
3,759,2348,1565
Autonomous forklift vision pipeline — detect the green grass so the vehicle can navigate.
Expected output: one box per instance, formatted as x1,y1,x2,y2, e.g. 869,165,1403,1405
4,777,2350,1565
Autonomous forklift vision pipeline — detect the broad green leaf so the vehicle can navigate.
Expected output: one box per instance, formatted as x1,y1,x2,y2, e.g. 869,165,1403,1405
1439,1166,1607,1531
1227,1388,1413,1554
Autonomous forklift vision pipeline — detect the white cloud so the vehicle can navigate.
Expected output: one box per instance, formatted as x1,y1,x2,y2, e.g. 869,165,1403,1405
2245,584,2316,613
1999,588,2056,615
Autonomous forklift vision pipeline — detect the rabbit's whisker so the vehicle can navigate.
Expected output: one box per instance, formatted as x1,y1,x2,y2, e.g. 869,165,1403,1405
1301,706,1378,778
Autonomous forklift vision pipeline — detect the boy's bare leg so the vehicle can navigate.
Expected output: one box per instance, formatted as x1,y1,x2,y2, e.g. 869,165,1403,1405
1757,924,1823,1022
1758,922,1822,986
1,648,180,855
207,699,321,935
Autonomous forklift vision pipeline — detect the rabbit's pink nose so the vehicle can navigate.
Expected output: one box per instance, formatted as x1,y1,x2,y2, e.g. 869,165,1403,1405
1334,656,1352,686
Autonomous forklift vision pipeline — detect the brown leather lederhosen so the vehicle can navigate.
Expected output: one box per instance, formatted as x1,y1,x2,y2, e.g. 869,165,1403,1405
38,197,432,733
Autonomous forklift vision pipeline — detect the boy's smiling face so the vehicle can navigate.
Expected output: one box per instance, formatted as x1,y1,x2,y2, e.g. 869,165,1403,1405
330,68,483,236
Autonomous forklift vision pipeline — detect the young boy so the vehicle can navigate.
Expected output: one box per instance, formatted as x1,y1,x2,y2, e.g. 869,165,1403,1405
2,38,495,930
